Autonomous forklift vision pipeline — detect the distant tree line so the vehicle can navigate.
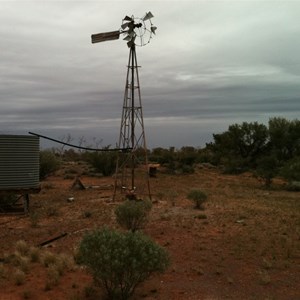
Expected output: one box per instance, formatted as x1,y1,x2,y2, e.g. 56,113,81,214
39,117,300,189
147,117,300,187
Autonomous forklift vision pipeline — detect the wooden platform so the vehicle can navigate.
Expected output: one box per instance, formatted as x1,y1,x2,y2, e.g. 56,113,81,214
0,186,41,214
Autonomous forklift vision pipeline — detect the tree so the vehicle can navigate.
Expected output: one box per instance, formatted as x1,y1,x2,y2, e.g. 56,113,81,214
207,122,269,172
269,117,300,161
77,228,170,300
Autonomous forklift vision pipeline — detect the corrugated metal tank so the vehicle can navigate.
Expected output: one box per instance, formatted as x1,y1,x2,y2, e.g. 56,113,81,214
0,135,40,190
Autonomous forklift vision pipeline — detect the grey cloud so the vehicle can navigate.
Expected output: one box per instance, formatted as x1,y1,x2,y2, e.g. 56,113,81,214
0,1,299,148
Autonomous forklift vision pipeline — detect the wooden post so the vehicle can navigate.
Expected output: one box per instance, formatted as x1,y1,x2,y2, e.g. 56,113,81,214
24,194,29,214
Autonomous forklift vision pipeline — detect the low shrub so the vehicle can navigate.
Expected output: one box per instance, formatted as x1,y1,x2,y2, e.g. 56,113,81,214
115,199,152,232
187,189,207,209
84,150,117,176
281,157,300,182
255,155,279,187
77,228,169,300
40,150,61,180
285,181,300,191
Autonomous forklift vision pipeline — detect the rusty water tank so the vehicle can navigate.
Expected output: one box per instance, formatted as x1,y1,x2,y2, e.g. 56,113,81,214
0,135,40,190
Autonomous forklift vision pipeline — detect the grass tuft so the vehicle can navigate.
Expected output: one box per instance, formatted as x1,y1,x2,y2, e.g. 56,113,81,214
15,240,30,256
13,270,26,286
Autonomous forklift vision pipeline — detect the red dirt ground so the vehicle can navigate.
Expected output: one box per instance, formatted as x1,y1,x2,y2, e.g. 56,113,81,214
0,163,299,300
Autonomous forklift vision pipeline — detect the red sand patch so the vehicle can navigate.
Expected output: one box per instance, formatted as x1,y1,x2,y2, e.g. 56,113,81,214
0,166,299,299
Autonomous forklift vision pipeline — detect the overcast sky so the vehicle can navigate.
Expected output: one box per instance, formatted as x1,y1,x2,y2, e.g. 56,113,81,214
0,0,299,149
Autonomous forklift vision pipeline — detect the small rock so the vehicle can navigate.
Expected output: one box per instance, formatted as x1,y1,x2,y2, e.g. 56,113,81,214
236,219,245,224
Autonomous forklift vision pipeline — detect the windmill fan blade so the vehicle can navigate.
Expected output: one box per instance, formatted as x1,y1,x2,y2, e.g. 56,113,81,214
128,22,134,32
143,11,154,21
91,30,120,43
123,35,132,41
151,26,157,34
124,15,132,21
121,22,130,30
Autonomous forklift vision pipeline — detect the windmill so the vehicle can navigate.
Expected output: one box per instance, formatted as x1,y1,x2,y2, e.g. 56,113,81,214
91,12,156,200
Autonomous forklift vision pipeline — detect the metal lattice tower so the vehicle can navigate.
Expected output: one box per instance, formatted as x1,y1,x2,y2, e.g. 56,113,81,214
91,12,156,200
113,44,150,200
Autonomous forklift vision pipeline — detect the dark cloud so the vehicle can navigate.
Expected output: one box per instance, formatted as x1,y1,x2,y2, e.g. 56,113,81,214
0,1,299,148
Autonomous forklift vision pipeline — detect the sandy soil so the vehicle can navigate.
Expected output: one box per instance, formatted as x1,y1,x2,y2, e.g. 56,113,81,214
0,163,299,300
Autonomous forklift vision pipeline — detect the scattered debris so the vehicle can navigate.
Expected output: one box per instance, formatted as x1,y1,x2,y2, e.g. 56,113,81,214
148,164,160,177
236,219,245,224
87,184,113,190
71,177,85,190
37,232,68,247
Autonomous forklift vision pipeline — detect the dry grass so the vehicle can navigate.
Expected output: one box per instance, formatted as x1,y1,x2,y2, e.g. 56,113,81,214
45,265,61,290
0,263,6,280
15,240,30,256
41,251,58,268
13,269,26,286
21,289,33,299
0,240,76,294
28,247,40,263
14,255,30,274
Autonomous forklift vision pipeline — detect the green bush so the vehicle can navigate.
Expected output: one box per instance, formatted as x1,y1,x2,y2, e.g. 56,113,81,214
187,189,207,209
255,155,279,187
77,228,169,300
115,200,152,232
285,181,300,191
280,157,300,182
84,151,117,176
40,150,60,180
223,157,248,174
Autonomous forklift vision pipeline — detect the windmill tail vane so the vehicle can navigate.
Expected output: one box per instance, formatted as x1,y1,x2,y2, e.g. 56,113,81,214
91,30,120,43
